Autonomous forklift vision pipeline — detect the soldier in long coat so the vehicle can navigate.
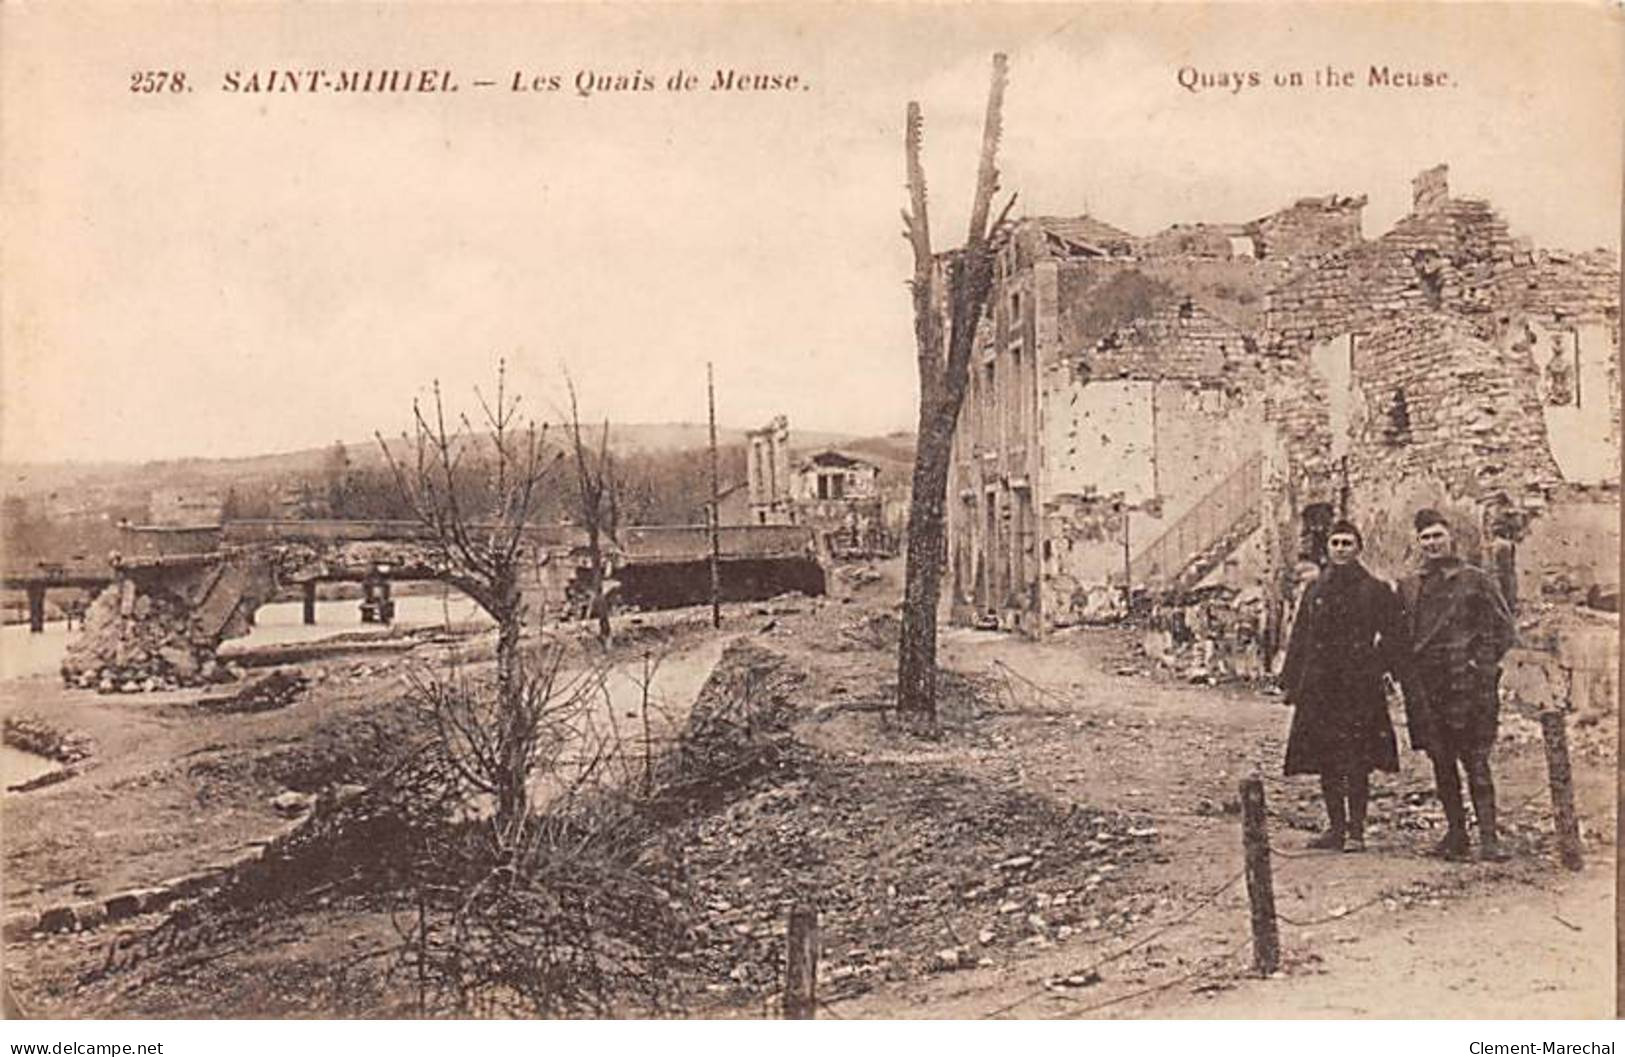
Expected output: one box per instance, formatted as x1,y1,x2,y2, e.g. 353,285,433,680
1397,508,1517,861
1281,520,1402,852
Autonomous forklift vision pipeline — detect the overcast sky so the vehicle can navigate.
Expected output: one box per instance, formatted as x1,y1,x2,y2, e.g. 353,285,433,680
3,3,1620,464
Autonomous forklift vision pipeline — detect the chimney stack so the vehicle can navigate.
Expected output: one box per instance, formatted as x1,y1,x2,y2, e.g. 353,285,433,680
1412,164,1449,215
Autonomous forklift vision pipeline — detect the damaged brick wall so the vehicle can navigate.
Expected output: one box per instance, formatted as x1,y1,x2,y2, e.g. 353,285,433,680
1054,257,1281,355
1077,298,1263,384
1258,168,1620,598
1347,313,1561,496
1042,494,1126,617
1519,496,1621,602
947,183,1613,636
1265,198,1518,353
1250,195,1367,262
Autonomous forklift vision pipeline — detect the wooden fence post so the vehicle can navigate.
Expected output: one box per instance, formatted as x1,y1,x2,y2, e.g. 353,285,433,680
1539,708,1584,871
1240,776,1280,974
783,904,819,1019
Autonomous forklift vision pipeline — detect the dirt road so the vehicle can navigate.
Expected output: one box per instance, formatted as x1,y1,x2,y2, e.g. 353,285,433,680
778,616,1616,1021
1163,860,1614,1019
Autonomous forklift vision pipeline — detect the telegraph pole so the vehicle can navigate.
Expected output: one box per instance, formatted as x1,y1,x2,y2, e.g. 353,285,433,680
707,362,722,628
1120,495,1132,601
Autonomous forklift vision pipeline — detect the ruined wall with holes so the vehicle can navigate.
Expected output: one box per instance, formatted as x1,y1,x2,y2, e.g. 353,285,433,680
1340,315,1563,579
941,182,1617,631
1257,167,1620,599
961,206,1357,629
1039,372,1267,624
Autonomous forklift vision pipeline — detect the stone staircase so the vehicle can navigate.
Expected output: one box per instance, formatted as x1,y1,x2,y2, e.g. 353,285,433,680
1129,451,1262,594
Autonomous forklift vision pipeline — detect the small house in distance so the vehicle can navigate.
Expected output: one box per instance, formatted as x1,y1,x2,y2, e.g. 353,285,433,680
791,449,890,557
737,416,902,557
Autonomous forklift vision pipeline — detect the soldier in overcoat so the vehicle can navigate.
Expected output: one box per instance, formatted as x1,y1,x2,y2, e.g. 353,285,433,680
1397,508,1517,861
1280,520,1403,852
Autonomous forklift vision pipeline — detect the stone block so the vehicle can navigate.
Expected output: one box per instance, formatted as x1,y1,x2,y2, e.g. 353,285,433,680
103,893,143,922
71,901,108,931
159,870,220,899
37,906,76,933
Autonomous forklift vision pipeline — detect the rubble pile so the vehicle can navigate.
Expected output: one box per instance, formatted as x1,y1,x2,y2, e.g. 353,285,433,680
1071,584,1127,625
60,587,238,694
1138,585,1268,685
823,611,902,653
3,713,95,764
833,563,884,588
674,759,1161,1005
193,669,310,715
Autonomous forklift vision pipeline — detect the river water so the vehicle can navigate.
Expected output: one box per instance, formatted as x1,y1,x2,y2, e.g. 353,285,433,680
0,591,493,681
3,590,727,803
1,744,62,788
1,592,727,794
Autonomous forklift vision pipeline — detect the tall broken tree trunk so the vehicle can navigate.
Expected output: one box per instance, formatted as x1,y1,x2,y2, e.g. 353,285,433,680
896,54,1013,718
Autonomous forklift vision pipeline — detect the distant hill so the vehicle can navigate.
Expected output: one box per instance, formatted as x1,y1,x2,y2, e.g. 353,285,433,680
1,424,917,505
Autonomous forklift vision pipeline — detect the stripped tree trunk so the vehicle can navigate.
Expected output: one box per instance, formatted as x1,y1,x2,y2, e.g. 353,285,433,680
897,54,1013,718
567,377,618,647
377,363,559,849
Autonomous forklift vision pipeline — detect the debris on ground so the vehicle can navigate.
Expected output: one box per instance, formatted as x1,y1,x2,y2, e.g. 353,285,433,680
60,587,234,693
824,612,902,653
1137,586,1268,686
673,750,1161,1006
3,713,95,764
194,669,310,714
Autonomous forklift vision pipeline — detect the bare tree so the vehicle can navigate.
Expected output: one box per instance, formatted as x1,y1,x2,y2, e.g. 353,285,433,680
564,376,620,646
897,54,1014,719
377,361,560,846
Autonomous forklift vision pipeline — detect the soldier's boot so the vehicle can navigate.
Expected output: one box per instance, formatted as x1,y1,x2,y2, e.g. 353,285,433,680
1308,772,1348,850
1429,752,1471,862
1344,771,1370,853
1467,753,1510,862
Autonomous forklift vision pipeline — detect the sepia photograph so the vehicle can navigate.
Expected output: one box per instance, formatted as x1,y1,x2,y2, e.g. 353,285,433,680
0,0,1620,1032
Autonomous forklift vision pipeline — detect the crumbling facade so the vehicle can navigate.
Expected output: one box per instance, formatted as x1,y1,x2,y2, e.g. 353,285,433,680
944,165,1620,641
738,415,899,555
745,415,794,525
1261,165,1620,602
945,199,1365,633
790,450,889,556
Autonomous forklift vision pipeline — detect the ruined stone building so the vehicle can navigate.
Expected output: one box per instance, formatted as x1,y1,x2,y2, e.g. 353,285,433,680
945,165,1620,638
1261,165,1620,604
790,449,889,555
737,416,898,555
745,415,794,525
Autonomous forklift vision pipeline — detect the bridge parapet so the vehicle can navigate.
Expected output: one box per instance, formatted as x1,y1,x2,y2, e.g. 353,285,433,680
52,518,827,692
118,524,224,560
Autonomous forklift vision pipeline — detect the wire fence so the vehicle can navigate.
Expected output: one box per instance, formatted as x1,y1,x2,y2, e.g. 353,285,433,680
776,653,1587,1021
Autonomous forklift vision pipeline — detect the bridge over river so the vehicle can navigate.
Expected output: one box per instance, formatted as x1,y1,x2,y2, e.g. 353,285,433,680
6,519,824,691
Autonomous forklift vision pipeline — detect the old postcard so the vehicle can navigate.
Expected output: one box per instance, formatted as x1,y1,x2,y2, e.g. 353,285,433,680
0,0,1619,1031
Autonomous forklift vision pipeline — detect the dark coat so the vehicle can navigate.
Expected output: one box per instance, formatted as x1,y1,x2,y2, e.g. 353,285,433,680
1281,561,1402,776
1397,556,1516,754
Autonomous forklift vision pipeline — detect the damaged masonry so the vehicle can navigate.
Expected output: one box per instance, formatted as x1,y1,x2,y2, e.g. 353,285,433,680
944,164,1619,684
